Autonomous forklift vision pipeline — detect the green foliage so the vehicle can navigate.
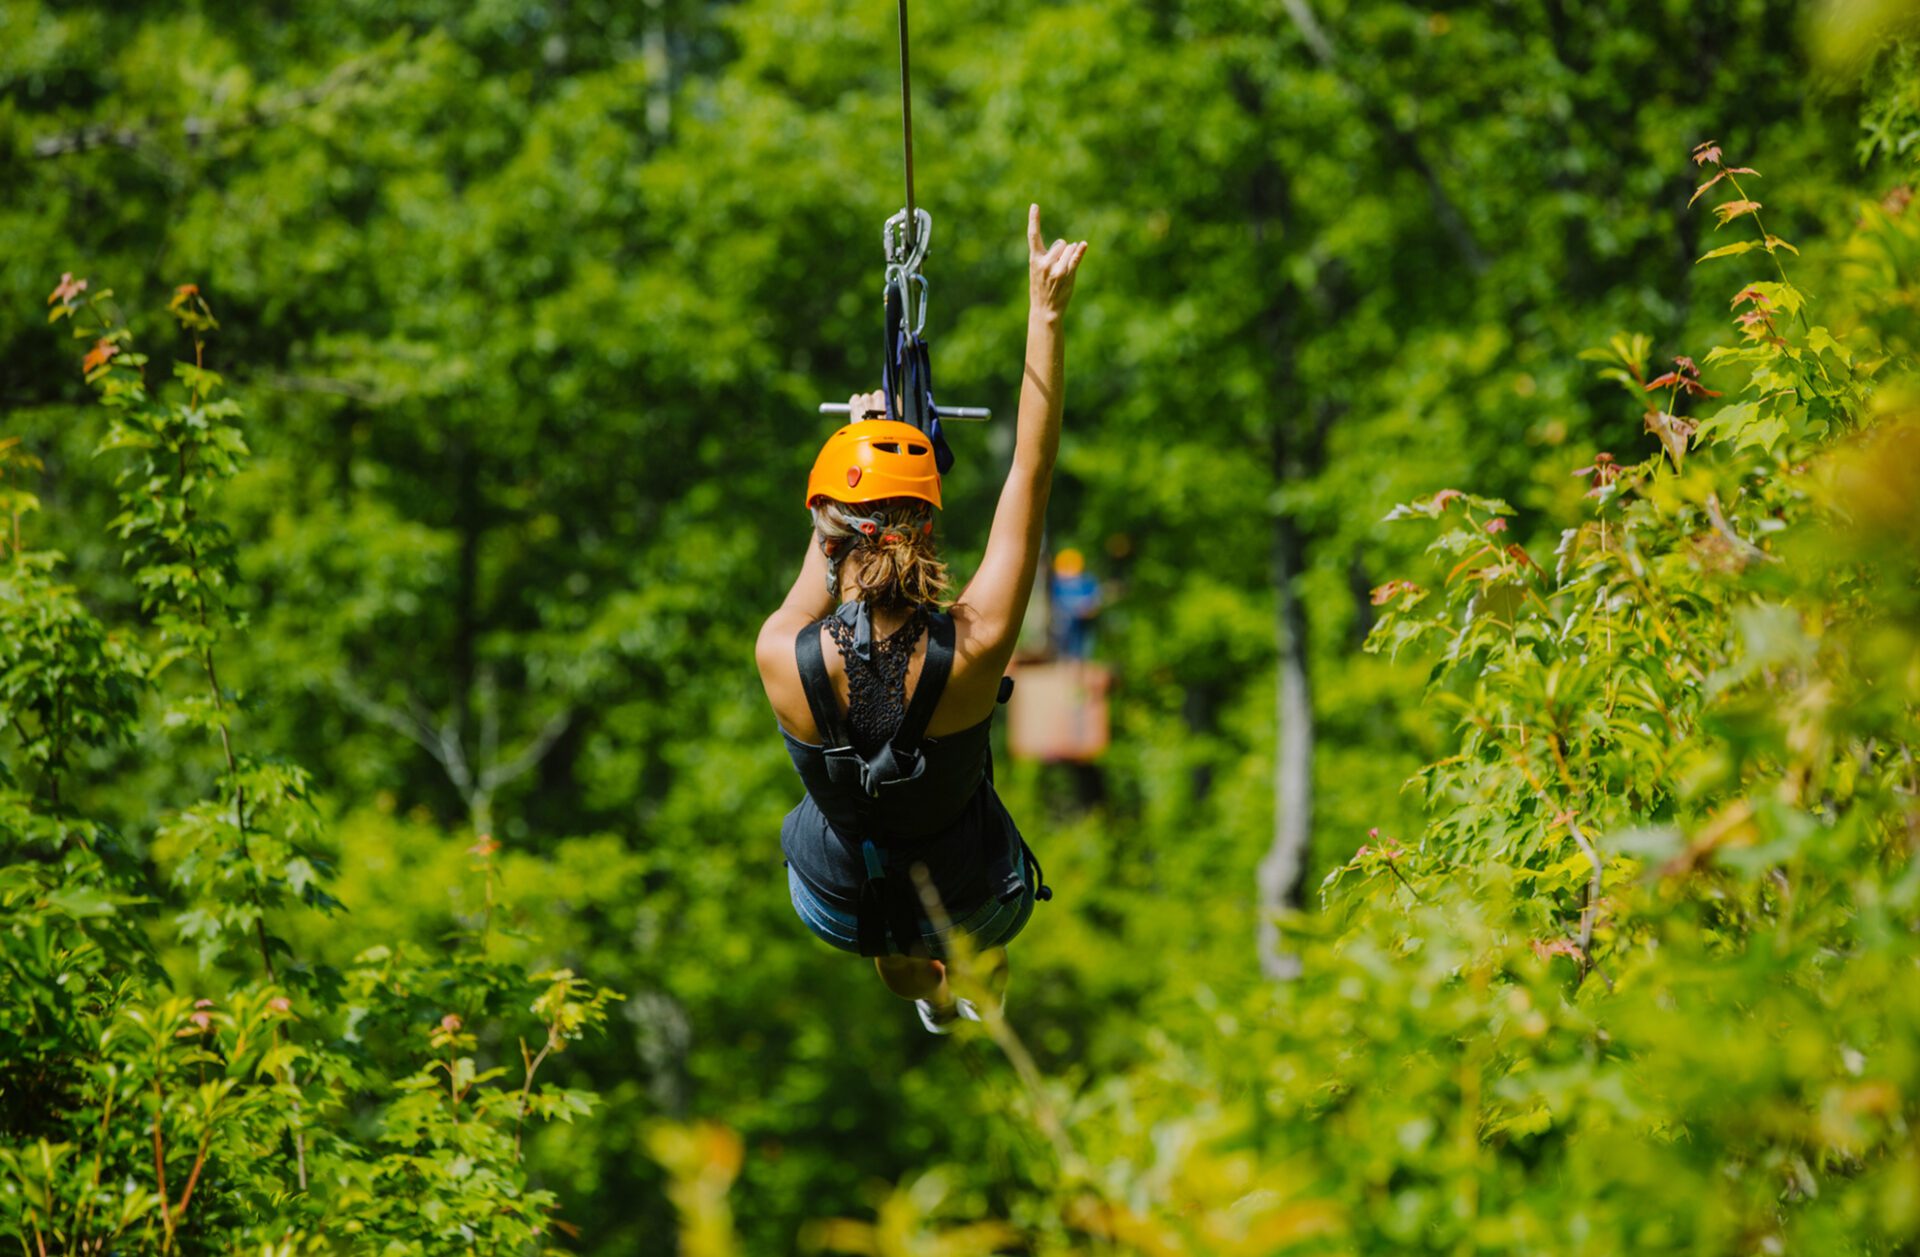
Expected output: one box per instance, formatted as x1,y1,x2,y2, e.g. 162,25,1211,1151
671,106,1920,1257
4,2,1919,1254
2,289,617,1253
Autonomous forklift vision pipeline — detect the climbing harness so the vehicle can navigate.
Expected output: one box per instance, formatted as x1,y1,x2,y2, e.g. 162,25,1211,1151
817,0,990,458
794,608,1048,956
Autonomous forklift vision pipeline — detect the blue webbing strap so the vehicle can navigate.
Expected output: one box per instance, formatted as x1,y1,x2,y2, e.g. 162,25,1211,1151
881,276,954,474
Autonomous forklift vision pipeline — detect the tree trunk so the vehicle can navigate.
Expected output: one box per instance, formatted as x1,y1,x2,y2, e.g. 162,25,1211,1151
1257,509,1314,980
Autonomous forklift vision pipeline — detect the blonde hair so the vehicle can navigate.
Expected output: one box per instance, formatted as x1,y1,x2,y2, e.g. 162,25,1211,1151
812,497,952,609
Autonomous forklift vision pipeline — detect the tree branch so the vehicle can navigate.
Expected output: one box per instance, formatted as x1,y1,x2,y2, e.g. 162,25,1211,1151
333,675,447,763
479,708,574,794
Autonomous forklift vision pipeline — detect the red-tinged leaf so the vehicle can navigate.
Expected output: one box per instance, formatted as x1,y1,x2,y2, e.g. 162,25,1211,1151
1646,372,1683,391
1731,286,1772,310
1689,171,1727,205
1675,356,1699,376
47,272,88,306
1369,579,1425,606
1724,166,1759,176
1447,551,1491,585
1763,235,1799,255
81,338,120,373
1506,544,1544,574
1572,452,1619,485
1737,310,1770,329
1712,199,1762,225
1484,518,1509,535
1692,143,1722,166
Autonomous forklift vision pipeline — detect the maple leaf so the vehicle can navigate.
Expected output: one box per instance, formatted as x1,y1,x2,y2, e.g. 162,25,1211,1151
81,338,119,373
1369,579,1424,606
1692,142,1722,166
1689,172,1727,205
1484,518,1509,535
1647,358,1720,399
1506,543,1544,574
1731,286,1772,310
1713,199,1762,225
47,272,88,306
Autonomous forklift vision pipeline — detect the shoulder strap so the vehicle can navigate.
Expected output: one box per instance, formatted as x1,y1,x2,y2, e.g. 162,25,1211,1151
892,610,955,752
794,621,849,747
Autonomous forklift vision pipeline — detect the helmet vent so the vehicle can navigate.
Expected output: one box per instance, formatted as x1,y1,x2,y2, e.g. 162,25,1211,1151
908,444,928,455
874,441,902,453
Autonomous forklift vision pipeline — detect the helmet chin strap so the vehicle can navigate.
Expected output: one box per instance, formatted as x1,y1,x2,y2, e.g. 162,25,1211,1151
820,510,890,600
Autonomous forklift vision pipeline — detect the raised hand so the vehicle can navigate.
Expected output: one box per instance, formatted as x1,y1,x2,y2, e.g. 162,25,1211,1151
1028,204,1089,320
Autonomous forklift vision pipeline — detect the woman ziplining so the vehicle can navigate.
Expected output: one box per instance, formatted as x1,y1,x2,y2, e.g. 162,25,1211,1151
756,1,1087,1034
756,205,1087,1033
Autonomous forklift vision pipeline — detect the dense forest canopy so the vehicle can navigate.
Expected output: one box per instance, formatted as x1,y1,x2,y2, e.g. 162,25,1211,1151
3,0,1919,1252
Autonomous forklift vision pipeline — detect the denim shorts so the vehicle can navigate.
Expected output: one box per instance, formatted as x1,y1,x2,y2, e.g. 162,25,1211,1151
787,859,1035,958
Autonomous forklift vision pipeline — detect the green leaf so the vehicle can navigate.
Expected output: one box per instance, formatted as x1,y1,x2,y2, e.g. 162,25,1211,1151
46,886,117,918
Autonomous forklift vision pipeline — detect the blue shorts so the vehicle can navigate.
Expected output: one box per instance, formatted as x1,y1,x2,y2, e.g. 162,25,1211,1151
787,857,1035,959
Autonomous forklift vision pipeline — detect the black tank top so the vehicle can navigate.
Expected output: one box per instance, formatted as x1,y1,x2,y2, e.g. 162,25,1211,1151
778,606,1028,950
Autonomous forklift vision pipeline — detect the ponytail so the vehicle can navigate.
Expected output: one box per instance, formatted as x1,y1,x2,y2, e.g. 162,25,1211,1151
811,498,951,609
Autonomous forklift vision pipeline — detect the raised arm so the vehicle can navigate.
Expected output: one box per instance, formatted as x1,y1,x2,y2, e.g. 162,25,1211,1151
953,205,1088,665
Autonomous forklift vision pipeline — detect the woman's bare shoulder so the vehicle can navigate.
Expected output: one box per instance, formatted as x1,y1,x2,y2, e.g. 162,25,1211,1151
756,608,820,742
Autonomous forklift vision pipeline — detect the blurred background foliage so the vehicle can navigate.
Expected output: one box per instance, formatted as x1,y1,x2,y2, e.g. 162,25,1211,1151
2,0,1918,1251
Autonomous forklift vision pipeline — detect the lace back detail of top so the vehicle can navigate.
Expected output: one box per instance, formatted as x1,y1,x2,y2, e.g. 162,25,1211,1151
823,609,927,752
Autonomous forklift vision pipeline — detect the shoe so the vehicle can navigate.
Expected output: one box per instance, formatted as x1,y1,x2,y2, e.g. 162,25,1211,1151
915,997,983,1035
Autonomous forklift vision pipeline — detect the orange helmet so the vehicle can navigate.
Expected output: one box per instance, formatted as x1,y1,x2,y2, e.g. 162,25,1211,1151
805,420,942,510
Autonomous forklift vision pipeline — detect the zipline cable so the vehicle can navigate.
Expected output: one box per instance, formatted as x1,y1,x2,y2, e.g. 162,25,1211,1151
897,0,917,250
813,0,990,431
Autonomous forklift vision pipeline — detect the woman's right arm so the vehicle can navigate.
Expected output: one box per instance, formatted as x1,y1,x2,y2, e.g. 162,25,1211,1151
952,205,1088,668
